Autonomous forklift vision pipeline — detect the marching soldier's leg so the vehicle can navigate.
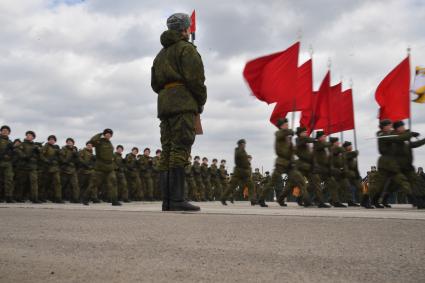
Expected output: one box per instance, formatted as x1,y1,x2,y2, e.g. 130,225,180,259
325,176,346,207
70,172,80,203
29,170,40,203
3,163,15,203
53,172,63,203
106,171,120,206
120,173,129,202
221,175,237,205
14,170,25,202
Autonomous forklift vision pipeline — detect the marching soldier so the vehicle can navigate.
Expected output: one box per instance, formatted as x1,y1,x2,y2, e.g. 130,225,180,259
313,131,346,207
184,156,197,201
221,139,257,206
0,125,15,203
88,129,121,206
219,159,230,202
295,127,330,208
210,158,222,201
152,149,162,200
192,156,205,201
79,141,99,205
151,12,206,211
114,145,129,202
60,138,80,203
259,119,311,208
125,147,142,201
201,157,212,200
40,135,63,203
252,168,263,201
139,148,154,201
14,131,42,203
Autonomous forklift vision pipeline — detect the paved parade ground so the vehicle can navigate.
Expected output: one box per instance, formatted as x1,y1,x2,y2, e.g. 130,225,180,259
1,202,424,283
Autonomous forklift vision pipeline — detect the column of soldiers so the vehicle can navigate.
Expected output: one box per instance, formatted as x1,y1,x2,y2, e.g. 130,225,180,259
0,125,166,205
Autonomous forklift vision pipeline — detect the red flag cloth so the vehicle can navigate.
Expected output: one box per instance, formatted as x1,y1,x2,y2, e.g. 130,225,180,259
269,59,313,125
311,71,331,131
299,91,317,135
190,10,196,33
340,89,355,131
243,42,300,104
375,56,410,121
324,87,356,134
325,83,342,134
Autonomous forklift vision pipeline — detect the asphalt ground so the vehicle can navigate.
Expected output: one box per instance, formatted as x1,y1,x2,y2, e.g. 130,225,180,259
0,202,424,283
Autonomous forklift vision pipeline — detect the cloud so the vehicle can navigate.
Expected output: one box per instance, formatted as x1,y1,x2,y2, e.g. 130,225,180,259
0,0,425,175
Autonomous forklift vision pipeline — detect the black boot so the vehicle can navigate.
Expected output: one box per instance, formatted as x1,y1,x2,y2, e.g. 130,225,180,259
160,171,170,211
332,202,347,208
112,201,122,206
54,199,65,204
372,194,384,208
318,202,331,208
169,167,200,211
221,199,228,206
408,194,425,209
347,201,360,207
276,191,287,207
258,199,268,207
360,195,374,209
296,197,304,206
250,200,258,206
382,193,392,208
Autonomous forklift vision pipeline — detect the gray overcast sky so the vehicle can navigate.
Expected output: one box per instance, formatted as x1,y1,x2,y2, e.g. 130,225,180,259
1,0,424,175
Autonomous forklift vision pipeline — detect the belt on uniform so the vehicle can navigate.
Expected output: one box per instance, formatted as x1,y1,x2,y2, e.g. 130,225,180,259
164,82,184,89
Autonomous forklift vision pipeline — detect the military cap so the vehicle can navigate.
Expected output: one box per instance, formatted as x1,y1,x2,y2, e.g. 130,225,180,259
247,155,252,158
13,138,21,144
202,157,208,161
296,126,307,136
144,147,150,152
0,125,11,132
103,128,113,136
156,149,162,154
342,141,352,148
25,130,36,138
66,137,75,144
47,135,57,141
329,137,339,144
86,141,93,146
221,159,226,163
276,118,289,128
167,13,191,31
393,120,405,129
265,171,270,175
132,147,139,152
194,156,200,160
315,131,325,139
116,145,124,150
237,139,246,145
379,119,392,129
212,158,218,162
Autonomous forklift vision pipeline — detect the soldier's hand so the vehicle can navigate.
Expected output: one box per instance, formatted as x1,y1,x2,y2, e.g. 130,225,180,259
412,132,420,138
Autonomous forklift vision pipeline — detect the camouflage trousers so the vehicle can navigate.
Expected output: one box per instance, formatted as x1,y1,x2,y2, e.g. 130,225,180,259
61,172,80,201
221,172,255,202
127,171,142,201
211,178,222,200
15,169,38,201
141,174,153,200
194,175,205,200
300,171,324,204
41,171,62,201
185,175,198,201
202,178,212,200
94,170,118,202
159,113,196,170
116,171,128,201
369,168,411,199
79,172,98,201
0,161,14,198
320,175,340,203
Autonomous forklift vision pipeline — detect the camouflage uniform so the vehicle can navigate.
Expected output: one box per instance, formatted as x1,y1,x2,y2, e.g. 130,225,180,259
14,140,42,202
252,171,263,199
79,148,98,202
60,145,80,202
218,164,228,195
114,152,129,202
330,145,353,204
192,160,204,201
89,133,119,204
40,143,62,202
139,155,154,200
185,163,197,200
0,135,14,201
344,149,365,203
125,153,142,201
152,155,161,199
209,163,222,200
201,163,212,200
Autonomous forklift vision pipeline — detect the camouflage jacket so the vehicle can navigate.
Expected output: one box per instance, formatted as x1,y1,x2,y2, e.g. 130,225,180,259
40,143,61,173
151,29,207,118
125,153,139,174
295,136,315,171
88,133,114,172
138,155,153,177
209,164,219,179
274,129,294,168
60,145,80,174
0,135,13,163
192,161,202,177
233,146,251,177
114,152,126,174
15,139,42,170
79,148,95,174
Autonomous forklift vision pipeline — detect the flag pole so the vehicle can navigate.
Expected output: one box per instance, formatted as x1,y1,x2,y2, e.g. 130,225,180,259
309,45,315,137
291,30,303,130
340,75,344,142
327,58,332,137
351,78,358,150
407,47,412,130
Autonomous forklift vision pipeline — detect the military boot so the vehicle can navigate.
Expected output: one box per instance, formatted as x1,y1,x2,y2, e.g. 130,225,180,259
360,195,374,209
5,196,16,203
382,193,392,208
318,202,331,208
169,167,200,211
160,171,169,211
347,201,360,207
276,191,288,207
258,199,268,207
331,201,347,208
371,194,384,208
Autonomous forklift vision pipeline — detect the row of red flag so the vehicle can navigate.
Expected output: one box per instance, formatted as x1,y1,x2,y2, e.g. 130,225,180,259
243,41,411,134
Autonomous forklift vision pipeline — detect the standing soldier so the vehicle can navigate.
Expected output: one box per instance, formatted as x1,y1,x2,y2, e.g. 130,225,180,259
139,148,154,201
152,149,162,200
313,131,346,207
219,159,229,201
114,145,129,202
295,127,330,208
40,135,63,203
125,147,142,201
201,157,212,201
151,13,206,211
88,129,121,206
79,141,99,205
343,141,372,208
12,139,21,201
259,119,311,208
192,156,204,201
14,131,42,203
185,156,198,201
252,168,263,201
60,138,80,203
0,125,15,203
210,158,222,201
221,139,257,206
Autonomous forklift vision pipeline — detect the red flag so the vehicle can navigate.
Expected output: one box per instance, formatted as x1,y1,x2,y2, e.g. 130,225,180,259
243,42,300,104
189,10,196,33
375,56,410,121
325,83,342,134
269,59,313,125
340,89,355,131
311,71,331,131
